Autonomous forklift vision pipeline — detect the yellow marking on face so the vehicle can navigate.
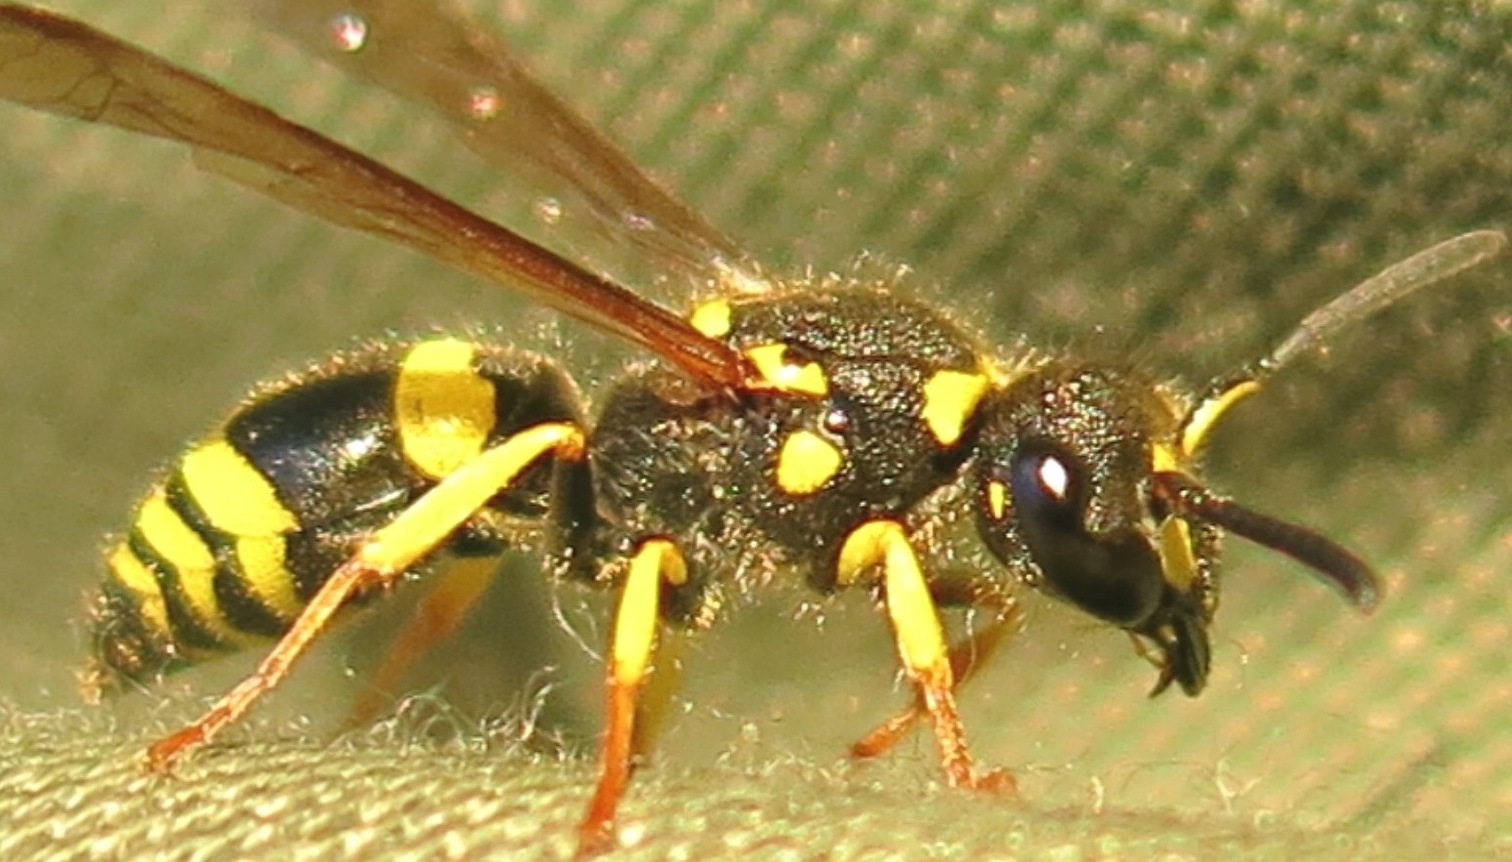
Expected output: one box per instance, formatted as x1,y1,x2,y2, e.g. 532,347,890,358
106,544,170,638
395,339,497,481
235,536,303,620
688,298,733,339
836,519,948,675
775,430,843,495
987,480,1008,520
612,538,683,684
1158,516,1198,592
744,343,829,396
181,440,299,536
1181,379,1261,457
921,369,989,446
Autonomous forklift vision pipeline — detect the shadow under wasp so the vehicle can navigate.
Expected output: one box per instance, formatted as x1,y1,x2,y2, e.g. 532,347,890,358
0,1,1503,856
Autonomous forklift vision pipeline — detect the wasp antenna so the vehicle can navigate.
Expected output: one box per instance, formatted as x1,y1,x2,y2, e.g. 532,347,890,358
1178,230,1505,458
1154,473,1381,613
1263,230,1506,376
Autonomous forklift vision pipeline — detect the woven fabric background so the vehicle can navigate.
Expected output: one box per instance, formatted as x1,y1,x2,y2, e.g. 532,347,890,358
2,0,1510,858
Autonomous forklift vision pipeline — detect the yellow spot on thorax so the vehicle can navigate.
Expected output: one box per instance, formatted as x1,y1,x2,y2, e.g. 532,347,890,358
689,298,732,339
744,343,829,396
181,440,299,536
395,339,497,481
921,369,989,446
775,430,843,495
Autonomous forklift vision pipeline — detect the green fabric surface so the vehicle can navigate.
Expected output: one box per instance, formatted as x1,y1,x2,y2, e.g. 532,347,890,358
2,0,1510,858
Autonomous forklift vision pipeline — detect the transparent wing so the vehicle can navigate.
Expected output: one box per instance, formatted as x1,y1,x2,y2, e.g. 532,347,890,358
246,0,771,301
0,5,754,389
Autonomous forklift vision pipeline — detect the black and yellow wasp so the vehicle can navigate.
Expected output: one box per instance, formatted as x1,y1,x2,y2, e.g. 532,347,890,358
0,2,1503,855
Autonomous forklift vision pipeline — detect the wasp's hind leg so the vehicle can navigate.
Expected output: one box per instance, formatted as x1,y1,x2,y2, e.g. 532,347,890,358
344,554,505,731
576,537,690,856
146,422,587,771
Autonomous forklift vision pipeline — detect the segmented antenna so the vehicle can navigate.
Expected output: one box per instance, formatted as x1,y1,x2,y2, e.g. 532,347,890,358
1164,230,1505,609
1153,473,1380,612
1181,230,1507,458
1261,230,1507,377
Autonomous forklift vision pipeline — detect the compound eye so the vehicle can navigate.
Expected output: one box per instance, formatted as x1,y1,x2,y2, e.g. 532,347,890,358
1005,440,1165,628
1009,445,1083,530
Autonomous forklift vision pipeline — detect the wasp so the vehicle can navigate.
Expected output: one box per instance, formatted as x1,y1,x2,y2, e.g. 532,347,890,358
0,2,1503,856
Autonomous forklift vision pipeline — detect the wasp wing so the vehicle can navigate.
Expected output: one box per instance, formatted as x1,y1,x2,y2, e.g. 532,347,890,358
0,5,753,390
246,0,769,304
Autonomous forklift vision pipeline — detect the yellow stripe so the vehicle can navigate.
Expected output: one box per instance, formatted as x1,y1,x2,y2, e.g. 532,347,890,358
395,339,497,481
137,488,215,572
235,536,303,620
1158,517,1198,592
775,430,843,495
688,298,732,339
106,544,170,639
179,566,266,648
744,343,829,396
837,520,884,587
986,480,1008,521
1151,441,1183,474
181,440,299,536
612,538,682,684
1180,379,1261,457
836,520,947,674
359,422,585,572
136,489,261,647
921,369,989,446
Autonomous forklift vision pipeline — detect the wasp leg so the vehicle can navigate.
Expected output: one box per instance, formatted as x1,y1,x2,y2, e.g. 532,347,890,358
836,520,1011,792
345,555,501,730
631,623,687,762
577,538,687,857
145,422,586,771
851,574,1020,760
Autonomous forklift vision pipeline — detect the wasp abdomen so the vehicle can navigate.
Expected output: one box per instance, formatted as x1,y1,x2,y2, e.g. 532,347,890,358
86,338,583,693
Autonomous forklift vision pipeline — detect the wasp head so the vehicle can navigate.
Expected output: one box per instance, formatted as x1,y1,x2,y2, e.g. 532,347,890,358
970,360,1378,697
